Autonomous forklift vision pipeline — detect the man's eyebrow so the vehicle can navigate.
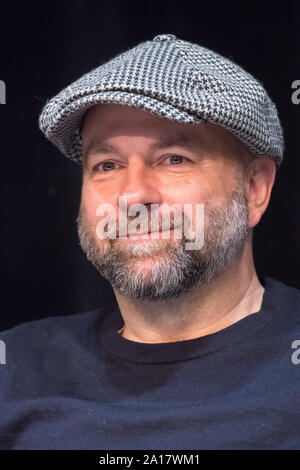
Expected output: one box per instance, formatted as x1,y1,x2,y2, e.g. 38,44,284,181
83,134,201,160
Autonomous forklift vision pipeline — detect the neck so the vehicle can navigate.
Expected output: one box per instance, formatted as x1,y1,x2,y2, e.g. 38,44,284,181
114,241,264,343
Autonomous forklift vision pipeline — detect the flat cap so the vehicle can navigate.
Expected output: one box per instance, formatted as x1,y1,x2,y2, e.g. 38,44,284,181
39,33,284,168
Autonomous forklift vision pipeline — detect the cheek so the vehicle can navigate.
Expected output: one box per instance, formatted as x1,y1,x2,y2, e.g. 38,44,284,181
81,183,110,225
161,181,207,233
164,174,232,231
164,177,210,205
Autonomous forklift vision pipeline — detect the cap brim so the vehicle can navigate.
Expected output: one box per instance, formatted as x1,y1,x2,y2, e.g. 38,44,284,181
39,90,205,163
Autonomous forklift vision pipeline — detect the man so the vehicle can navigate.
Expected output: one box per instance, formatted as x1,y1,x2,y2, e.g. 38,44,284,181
0,34,299,450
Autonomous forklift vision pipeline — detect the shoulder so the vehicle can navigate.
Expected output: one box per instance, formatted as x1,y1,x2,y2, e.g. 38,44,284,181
0,306,115,404
0,308,100,338
262,275,300,330
0,307,109,365
263,276,300,306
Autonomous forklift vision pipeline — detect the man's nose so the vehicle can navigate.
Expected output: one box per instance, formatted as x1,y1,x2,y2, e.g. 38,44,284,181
117,156,163,208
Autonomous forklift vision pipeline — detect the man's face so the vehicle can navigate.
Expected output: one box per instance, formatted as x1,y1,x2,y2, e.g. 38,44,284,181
77,103,250,301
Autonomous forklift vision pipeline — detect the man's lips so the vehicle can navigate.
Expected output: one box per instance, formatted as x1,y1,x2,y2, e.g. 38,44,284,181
119,228,175,238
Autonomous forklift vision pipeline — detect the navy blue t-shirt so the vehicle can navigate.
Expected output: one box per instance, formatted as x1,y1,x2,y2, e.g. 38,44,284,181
0,276,299,450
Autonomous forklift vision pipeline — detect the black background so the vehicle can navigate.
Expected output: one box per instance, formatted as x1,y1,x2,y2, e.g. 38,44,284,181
0,0,299,331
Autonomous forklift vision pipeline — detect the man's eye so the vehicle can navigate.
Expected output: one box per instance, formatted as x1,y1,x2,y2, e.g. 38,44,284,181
91,155,189,172
164,154,189,165
92,161,118,172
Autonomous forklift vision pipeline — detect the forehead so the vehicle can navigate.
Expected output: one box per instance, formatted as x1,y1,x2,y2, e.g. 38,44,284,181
81,103,251,166
81,104,204,152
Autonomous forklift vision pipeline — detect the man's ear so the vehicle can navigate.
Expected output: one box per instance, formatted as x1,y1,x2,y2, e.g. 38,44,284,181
245,156,276,228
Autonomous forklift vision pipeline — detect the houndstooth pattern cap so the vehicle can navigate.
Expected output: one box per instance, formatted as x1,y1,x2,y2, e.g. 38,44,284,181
38,34,284,168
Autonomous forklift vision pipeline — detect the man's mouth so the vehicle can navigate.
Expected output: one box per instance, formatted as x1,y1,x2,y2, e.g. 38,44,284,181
119,227,175,239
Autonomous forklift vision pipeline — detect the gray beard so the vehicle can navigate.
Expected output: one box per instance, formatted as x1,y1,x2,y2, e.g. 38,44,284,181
76,179,249,301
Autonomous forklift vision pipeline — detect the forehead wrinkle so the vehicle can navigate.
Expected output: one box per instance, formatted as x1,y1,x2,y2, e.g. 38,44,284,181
151,133,202,151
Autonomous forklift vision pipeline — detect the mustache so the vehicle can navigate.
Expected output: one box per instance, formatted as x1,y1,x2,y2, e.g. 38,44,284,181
102,212,190,238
